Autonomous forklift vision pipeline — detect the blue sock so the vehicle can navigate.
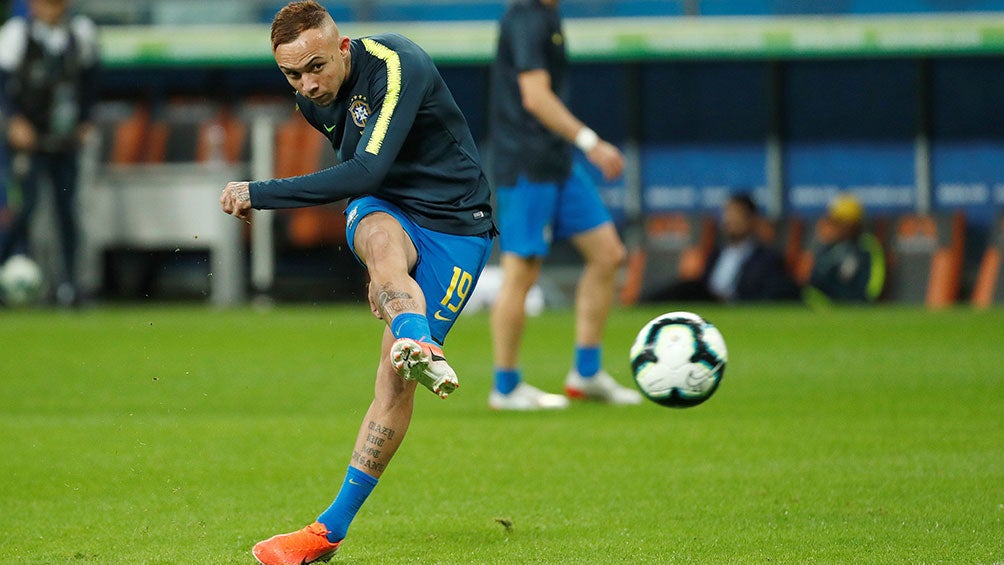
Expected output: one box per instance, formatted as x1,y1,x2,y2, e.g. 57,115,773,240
390,312,431,343
575,346,601,378
317,466,378,543
494,368,521,395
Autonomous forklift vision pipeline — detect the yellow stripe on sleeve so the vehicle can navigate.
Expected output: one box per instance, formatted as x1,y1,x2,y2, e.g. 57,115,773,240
361,38,401,156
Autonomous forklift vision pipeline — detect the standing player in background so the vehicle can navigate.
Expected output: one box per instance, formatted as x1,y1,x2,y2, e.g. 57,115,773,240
487,0,641,410
0,0,99,307
219,2,494,563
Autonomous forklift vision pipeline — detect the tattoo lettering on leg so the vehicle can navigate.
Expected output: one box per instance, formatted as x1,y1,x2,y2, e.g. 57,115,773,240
354,421,396,472
374,282,419,318
351,449,387,473
367,420,396,440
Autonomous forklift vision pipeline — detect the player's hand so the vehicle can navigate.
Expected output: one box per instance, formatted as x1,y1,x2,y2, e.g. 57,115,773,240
586,140,625,181
7,115,37,151
220,181,253,223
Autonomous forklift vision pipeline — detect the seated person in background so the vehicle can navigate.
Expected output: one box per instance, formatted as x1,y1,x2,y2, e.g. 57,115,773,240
804,193,885,304
647,193,799,303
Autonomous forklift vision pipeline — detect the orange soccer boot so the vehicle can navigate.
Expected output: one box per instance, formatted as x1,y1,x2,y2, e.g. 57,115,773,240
252,521,340,565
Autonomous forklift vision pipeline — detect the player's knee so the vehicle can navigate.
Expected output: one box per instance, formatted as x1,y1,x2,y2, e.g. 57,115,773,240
360,226,393,261
357,216,416,274
362,234,409,277
590,238,626,273
501,261,542,294
611,239,627,267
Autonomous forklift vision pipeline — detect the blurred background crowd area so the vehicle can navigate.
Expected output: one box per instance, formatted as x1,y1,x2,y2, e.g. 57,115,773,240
1,0,1003,308
50,0,1004,25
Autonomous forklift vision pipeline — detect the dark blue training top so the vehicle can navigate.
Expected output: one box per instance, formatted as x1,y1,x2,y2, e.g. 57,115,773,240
488,0,571,187
250,33,494,237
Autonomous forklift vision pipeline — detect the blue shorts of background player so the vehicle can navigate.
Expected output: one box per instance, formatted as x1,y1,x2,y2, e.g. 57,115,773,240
345,196,493,344
489,161,641,410
496,162,612,257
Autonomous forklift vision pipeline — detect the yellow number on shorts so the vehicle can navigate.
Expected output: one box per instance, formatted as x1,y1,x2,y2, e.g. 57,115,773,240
440,266,474,313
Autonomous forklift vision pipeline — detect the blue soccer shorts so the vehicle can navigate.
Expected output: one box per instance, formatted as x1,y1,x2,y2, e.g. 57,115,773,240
345,196,493,344
495,162,613,258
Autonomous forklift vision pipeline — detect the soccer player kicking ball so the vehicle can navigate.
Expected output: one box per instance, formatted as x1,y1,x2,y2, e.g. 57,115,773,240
219,2,494,563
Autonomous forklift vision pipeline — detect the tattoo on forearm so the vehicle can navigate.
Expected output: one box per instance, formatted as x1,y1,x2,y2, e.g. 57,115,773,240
374,283,419,318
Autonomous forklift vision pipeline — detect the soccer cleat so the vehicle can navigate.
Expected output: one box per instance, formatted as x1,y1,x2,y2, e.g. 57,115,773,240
564,369,643,405
489,382,570,411
390,338,459,399
252,522,340,565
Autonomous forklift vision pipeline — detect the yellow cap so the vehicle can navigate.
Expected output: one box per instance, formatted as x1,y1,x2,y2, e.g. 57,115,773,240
827,193,863,225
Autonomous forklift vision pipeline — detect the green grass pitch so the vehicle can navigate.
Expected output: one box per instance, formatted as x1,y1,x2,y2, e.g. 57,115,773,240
1,304,1001,563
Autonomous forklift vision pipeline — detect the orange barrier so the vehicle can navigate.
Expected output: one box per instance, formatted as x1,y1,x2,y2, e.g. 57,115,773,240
620,213,716,305
972,215,1004,309
273,114,347,248
888,211,965,308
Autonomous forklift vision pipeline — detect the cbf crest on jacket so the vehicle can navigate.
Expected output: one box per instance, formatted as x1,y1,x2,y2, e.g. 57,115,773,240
250,33,494,237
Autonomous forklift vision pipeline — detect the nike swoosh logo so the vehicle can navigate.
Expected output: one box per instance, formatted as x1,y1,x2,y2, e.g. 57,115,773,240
324,123,336,133
433,310,453,322
348,479,363,486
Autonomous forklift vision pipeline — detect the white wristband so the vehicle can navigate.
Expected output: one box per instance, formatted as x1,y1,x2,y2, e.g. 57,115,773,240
574,127,599,153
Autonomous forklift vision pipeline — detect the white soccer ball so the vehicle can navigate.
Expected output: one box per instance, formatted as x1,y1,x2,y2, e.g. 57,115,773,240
0,255,43,306
630,311,728,408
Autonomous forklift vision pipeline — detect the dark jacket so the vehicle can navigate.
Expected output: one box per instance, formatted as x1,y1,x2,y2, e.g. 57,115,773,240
703,243,801,302
645,240,800,303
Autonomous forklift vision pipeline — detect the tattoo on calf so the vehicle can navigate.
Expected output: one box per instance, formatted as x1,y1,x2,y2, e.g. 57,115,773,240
367,420,396,439
351,449,386,473
352,421,397,473
375,283,419,317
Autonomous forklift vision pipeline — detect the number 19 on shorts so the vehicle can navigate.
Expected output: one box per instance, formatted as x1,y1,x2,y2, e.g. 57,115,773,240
440,266,473,314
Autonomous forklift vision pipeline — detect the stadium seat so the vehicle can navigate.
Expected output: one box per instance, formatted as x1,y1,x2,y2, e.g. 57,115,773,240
91,100,145,164
94,99,252,167
141,119,171,163
195,107,248,164
152,99,220,163
776,216,807,282
972,215,1004,309
108,104,153,165
273,114,347,248
620,213,716,305
887,211,965,308
788,217,826,286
